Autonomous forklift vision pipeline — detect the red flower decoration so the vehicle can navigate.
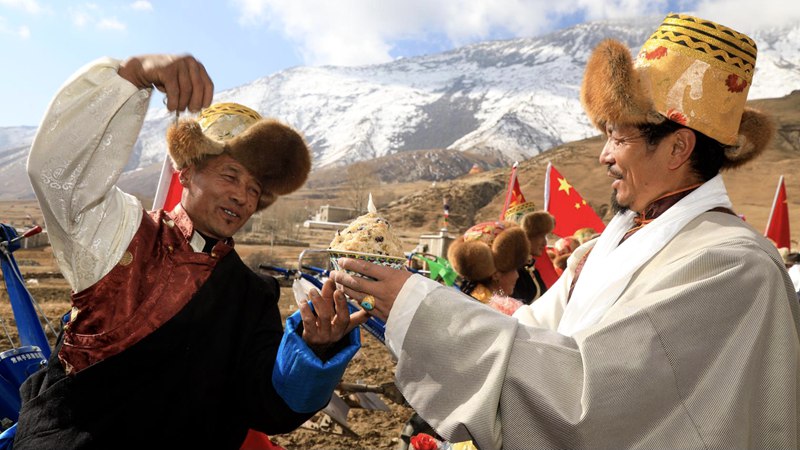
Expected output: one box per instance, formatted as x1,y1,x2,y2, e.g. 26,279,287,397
410,433,439,450
726,74,748,93
644,46,667,60
666,108,687,125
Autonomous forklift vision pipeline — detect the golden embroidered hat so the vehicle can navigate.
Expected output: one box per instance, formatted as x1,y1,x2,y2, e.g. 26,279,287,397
503,201,537,223
166,102,311,211
581,14,773,168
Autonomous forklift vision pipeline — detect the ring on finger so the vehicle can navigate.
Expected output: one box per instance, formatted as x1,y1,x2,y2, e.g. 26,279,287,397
361,294,376,311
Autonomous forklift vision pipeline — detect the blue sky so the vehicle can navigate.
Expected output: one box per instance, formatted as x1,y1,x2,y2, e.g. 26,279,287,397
1,0,798,127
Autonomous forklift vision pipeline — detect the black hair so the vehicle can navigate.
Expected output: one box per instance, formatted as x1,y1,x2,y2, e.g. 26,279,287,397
638,120,733,182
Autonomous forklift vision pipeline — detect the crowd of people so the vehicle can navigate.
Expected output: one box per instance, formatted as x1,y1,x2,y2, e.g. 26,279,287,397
2,11,798,450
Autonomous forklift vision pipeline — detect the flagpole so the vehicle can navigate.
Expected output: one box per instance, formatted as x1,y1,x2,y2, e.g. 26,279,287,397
544,161,552,211
152,157,174,210
501,162,519,219
764,175,784,235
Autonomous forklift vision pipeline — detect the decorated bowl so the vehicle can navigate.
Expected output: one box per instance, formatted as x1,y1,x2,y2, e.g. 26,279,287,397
327,250,406,310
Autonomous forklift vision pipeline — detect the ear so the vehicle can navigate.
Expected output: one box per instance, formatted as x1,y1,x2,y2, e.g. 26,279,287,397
178,167,192,186
667,128,696,170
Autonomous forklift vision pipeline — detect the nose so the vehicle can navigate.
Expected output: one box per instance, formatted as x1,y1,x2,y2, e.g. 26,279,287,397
229,182,247,206
599,139,614,165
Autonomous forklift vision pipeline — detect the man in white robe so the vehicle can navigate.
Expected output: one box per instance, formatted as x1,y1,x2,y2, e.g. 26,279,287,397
330,14,800,450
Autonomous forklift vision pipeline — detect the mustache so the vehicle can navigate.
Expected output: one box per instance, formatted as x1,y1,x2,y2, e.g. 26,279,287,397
607,166,623,179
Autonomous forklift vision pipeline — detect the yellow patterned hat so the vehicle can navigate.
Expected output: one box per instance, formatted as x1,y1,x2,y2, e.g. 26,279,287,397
503,201,537,223
581,14,773,166
197,103,263,141
166,102,311,210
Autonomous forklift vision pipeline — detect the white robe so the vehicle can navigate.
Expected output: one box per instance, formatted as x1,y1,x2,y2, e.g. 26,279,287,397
387,211,800,449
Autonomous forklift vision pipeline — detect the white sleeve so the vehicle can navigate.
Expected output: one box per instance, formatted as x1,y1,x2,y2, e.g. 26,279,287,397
384,274,443,357
27,57,148,292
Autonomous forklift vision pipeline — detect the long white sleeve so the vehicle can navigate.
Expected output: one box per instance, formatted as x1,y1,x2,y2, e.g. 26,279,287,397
27,57,148,292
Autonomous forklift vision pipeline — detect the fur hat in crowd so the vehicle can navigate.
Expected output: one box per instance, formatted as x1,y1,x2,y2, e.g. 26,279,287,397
166,103,311,211
580,13,774,169
521,211,555,239
447,221,529,282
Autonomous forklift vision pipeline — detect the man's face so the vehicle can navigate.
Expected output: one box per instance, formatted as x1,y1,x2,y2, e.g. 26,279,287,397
181,154,262,240
600,123,671,213
528,233,548,257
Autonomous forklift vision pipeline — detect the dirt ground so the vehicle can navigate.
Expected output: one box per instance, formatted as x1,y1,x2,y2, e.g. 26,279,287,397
0,242,414,450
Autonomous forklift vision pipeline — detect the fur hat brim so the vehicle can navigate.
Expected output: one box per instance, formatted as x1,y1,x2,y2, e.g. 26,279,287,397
580,39,659,133
167,118,311,211
447,226,530,281
722,107,775,170
448,237,495,282
521,211,555,238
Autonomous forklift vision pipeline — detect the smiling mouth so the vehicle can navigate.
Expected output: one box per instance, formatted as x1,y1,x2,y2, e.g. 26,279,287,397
222,208,240,218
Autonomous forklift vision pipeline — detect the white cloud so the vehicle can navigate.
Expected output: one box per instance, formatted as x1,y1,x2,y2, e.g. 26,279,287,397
692,0,800,34
97,17,125,31
17,23,29,38
130,0,153,12
231,0,693,66
0,0,46,15
68,4,126,32
233,0,800,67
71,10,91,28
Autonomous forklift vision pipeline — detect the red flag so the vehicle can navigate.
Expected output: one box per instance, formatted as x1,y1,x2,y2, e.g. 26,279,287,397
765,175,790,249
544,162,605,238
152,157,183,211
533,251,559,287
500,162,526,220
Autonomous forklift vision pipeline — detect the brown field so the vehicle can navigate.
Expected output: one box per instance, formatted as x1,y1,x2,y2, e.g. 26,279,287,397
0,206,414,450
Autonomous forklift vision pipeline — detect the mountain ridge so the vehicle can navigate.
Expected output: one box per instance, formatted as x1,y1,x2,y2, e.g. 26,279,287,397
1,16,799,200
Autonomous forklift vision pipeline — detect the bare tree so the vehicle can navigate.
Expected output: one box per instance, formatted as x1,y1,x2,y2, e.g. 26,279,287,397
342,163,378,213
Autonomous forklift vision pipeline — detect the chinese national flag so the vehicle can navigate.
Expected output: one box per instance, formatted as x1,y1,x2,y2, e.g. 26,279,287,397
533,250,559,287
152,157,183,211
500,162,526,219
765,175,791,249
544,162,605,238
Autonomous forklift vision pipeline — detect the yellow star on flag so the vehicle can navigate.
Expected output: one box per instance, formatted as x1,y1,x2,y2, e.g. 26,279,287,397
574,202,581,209
558,177,572,195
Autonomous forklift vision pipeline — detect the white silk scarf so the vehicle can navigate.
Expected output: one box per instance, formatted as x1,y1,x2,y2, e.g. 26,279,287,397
557,174,732,336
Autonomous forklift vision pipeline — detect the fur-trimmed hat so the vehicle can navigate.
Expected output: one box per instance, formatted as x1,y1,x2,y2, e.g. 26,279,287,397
166,103,311,211
580,14,773,169
520,211,555,239
447,221,529,282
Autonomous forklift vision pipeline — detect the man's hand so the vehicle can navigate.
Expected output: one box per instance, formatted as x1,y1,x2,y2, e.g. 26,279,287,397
299,279,369,358
118,54,213,113
329,258,412,322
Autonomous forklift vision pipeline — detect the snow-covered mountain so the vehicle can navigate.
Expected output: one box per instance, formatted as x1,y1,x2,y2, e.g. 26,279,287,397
2,16,799,199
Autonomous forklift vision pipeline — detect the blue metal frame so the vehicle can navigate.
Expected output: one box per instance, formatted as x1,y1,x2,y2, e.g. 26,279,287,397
0,224,50,432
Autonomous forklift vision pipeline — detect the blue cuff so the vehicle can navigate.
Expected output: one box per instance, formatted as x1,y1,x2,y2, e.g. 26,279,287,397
0,423,16,450
272,310,360,413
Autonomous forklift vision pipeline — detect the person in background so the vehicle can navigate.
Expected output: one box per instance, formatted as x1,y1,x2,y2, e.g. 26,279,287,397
329,14,799,449
511,211,555,304
551,235,579,274
447,220,529,304
783,249,800,298
11,54,365,449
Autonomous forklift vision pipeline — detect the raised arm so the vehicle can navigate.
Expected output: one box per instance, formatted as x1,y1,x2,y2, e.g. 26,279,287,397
27,54,212,292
